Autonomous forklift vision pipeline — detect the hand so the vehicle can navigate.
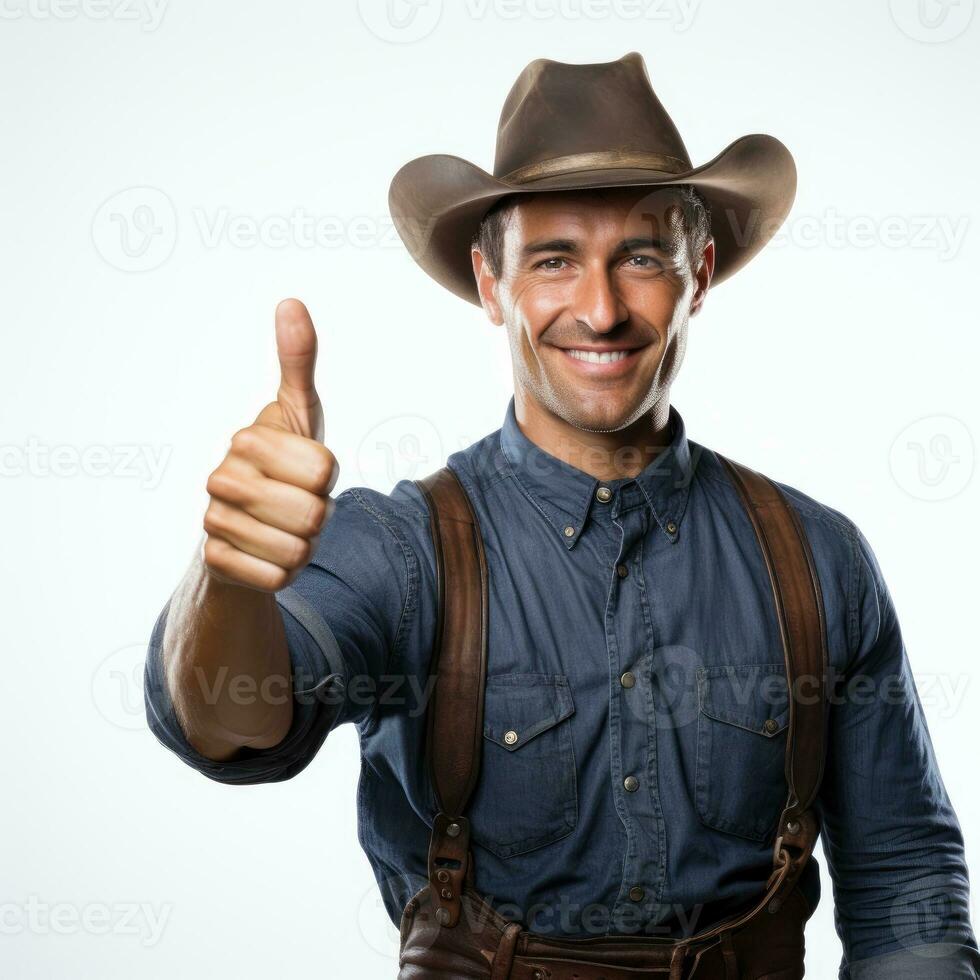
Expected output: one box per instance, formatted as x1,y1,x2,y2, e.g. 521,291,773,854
202,298,339,592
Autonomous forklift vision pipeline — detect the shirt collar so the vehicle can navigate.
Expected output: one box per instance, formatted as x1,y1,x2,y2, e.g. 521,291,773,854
497,395,696,549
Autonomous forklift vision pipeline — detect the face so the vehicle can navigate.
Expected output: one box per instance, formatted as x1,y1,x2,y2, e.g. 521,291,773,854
473,186,714,433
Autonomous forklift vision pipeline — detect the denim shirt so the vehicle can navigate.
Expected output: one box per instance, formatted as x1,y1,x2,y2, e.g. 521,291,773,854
144,396,979,978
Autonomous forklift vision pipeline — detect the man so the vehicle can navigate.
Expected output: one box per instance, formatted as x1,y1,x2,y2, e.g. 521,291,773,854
144,53,978,977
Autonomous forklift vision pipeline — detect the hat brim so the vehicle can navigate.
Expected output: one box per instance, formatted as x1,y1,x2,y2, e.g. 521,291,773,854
388,133,796,306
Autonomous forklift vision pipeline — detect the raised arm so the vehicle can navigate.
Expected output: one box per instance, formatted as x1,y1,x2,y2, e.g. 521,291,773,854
154,298,338,762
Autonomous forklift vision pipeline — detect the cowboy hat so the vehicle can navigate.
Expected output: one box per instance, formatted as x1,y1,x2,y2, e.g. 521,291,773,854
388,51,796,306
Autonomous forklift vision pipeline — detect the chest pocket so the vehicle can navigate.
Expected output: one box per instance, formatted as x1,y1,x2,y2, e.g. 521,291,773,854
695,663,790,842
467,673,578,860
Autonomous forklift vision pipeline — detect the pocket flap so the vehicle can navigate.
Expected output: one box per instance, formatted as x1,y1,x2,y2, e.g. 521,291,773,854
483,673,575,751
697,664,789,737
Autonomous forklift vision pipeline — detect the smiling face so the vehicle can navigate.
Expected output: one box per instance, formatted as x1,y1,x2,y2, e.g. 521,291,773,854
473,186,714,434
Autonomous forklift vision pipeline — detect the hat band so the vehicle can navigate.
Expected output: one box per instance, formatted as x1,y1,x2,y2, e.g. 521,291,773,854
500,150,690,184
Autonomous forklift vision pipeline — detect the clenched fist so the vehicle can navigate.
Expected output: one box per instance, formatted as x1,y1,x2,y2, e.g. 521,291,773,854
202,298,339,593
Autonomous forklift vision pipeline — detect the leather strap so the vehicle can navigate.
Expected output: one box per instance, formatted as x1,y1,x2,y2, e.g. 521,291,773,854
717,454,830,911
415,465,489,928
414,451,830,941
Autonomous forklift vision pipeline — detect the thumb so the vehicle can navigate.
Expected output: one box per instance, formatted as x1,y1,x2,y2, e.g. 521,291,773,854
274,297,323,441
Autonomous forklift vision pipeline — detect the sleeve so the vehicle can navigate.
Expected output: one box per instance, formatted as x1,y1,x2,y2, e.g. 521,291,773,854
815,523,980,979
143,487,416,785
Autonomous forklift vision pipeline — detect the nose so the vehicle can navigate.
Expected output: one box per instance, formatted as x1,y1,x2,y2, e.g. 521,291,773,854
570,262,629,334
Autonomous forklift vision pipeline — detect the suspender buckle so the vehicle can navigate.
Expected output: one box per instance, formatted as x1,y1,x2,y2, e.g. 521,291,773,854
427,812,472,928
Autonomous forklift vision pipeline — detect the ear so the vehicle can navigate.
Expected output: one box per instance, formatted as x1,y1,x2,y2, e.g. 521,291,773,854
690,237,715,317
472,248,504,325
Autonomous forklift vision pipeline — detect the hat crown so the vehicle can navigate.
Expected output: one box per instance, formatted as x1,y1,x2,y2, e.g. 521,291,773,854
493,52,692,179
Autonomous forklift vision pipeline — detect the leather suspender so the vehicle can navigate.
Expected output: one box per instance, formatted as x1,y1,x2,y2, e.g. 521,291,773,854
415,466,489,928
413,452,830,935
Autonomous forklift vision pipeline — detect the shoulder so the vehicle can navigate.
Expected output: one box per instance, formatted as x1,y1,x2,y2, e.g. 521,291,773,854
691,442,877,656
690,440,859,542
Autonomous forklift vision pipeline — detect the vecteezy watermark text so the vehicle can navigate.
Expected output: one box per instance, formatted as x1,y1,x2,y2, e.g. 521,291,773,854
0,439,171,490
0,0,168,30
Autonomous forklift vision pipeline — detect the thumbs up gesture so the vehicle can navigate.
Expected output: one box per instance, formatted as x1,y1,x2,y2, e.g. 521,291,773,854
203,299,339,592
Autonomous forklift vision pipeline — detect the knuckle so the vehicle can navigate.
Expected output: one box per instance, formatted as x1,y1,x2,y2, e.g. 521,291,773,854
202,536,226,570
206,467,231,499
230,426,259,457
264,566,291,593
202,502,224,536
286,536,312,569
308,449,335,493
303,496,327,535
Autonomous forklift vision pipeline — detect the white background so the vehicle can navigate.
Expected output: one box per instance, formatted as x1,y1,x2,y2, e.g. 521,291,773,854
2,1,978,977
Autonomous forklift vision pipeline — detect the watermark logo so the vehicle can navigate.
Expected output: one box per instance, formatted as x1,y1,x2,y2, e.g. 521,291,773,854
357,0,443,43
92,643,149,732
92,186,177,272
355,414,445,486
889,414,974,501
889,0,974,41
356,873,428,959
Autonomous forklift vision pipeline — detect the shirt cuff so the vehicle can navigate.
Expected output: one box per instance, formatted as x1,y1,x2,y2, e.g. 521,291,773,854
143,589,348,785
847,942,980,979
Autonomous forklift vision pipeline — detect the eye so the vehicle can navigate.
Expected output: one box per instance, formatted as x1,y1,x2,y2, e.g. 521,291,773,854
624,254,660,269
536,257,567,271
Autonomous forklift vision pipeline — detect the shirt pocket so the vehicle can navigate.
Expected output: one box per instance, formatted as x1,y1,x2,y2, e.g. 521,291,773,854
467,672,578,859
694,664,790,842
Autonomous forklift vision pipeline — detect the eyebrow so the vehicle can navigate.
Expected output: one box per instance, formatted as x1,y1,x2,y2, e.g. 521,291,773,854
520,235,668,260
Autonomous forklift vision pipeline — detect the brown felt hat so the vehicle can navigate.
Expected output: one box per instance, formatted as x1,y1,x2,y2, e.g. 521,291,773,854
388,51,796,306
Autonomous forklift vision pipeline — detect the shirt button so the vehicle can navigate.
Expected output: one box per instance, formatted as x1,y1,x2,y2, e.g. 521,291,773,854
666,520,678,534
628,885,645,902
503,729,519,745
763,718,779,735
616,563,629,578
624,775,639,792
595,485,613,503
563,525,575,537
620,671,635,688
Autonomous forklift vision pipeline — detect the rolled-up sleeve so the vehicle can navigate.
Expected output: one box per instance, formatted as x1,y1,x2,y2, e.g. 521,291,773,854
817,523,979,978
143,487,415,784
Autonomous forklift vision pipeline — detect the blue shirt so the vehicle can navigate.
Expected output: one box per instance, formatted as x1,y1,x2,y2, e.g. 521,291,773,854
144,396,979,978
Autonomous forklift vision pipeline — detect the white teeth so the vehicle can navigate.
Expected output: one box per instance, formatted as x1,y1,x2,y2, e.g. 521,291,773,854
567,349,628,364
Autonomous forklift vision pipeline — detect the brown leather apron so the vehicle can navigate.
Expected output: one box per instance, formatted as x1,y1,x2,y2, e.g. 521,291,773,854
398,454,829,980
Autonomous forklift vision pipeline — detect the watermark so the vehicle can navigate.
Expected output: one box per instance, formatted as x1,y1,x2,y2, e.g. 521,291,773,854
0,0,168,29
889,0,974,42
355,414,445,486
103,639,441,734
357,0,443,43
192,207,404,251
459,0,701,31
0,439,171,489
617,657,973,730
887,873,978,953
356,0,700,41
768,209,970,260
356,873,426,960
0,896,172,947
93,643,153,732
93,190,418,271
889,414,974,501
92,186,177,273
625,189,970,261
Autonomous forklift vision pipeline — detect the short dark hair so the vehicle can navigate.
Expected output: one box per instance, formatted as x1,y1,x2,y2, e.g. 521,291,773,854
471,184,712,280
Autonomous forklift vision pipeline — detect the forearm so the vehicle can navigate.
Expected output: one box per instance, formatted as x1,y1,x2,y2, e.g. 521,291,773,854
161,551,294,761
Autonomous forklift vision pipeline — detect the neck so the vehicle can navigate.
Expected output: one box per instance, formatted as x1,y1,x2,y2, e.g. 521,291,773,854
514,389,673,482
